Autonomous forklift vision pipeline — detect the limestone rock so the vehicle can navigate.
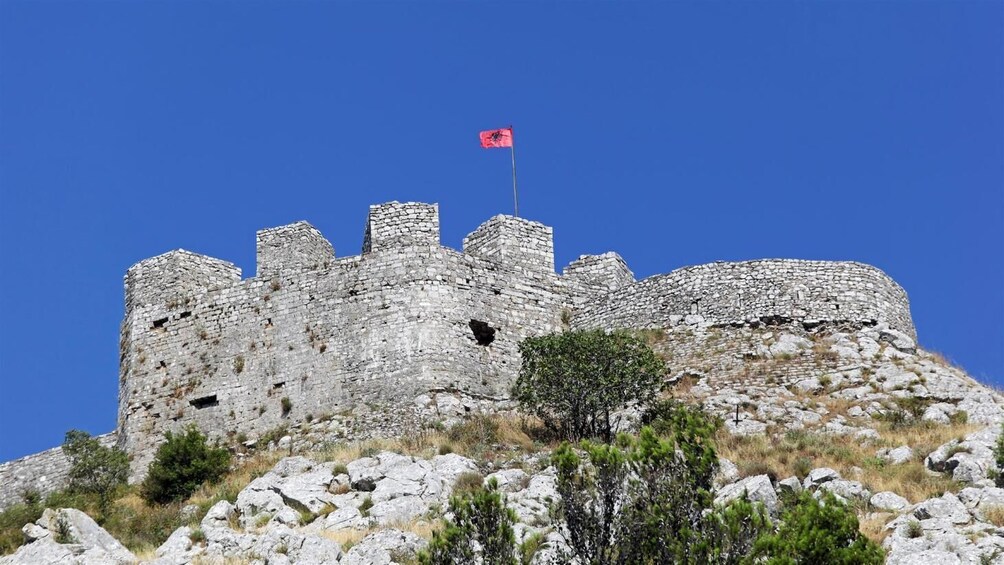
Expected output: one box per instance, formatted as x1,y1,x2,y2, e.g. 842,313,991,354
340,529,427,565
879,445,914,465
714,475,779,515
871,491,910,512
913,493,971,524
803,467,840,489
0,508,136,565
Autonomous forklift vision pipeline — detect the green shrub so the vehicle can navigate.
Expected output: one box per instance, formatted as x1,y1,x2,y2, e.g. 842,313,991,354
281,397,292,417
641,400,721,488
553,420,768,564
995,424,1004,488
751,490,884,564
359,497,373,517
512,330,664,442
62,430,129,511
141,425,231,504
419,478,517,565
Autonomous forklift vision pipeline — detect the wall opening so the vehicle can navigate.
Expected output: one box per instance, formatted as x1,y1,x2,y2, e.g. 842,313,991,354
189,394,218,409
152,317,169,329
469,320,496,346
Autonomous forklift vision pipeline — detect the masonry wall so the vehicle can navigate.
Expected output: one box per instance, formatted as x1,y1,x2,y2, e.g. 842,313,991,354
0,433,117,510
572,259,916,338
117,204,568,479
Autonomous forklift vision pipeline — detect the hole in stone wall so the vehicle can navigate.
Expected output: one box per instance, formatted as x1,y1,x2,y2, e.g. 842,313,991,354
179,311,191,319
273,382,285,390
152,317,169,329
189,394,218,409
469,320,496,346
690,301,700,315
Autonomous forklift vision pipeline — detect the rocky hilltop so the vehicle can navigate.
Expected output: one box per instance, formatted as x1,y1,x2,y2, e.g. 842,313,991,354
1,202,1001,564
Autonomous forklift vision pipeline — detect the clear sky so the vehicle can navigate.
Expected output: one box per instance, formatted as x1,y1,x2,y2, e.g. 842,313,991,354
1,1,1001,462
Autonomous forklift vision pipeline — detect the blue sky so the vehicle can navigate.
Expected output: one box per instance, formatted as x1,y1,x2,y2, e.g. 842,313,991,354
1,1,1001,461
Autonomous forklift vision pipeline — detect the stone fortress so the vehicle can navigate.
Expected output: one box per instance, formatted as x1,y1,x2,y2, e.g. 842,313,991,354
0,201,915,507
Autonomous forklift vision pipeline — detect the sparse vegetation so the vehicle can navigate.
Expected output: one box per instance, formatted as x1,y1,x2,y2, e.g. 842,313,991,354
281,396,292,417
358,496,373,517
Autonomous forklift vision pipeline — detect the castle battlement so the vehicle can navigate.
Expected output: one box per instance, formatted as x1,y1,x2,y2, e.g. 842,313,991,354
112,201,915,480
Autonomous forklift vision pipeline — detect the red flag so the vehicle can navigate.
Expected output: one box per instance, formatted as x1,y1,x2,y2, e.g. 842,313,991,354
479,127,513,148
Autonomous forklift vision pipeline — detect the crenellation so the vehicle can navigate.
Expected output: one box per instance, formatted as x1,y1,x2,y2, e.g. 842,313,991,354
362,202,440,253
255,221,335,279
462,215,555,274
563,252,635,309
124,249,241,315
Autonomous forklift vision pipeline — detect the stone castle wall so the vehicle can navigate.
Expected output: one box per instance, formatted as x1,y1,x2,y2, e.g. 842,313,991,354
572,259,914,338
116,203,574,479
0,433,117,510
0,201,918,502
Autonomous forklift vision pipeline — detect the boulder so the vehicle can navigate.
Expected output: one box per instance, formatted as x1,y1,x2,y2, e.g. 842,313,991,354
0,508,136,565
879,445,914,465
871,491,910,512
803,467,840,489
817,479,870,503
913,493,971,525
714,475,779,515
151,526,203,565
340,529,427,565
367,495,429,525
776,476,802,496
714,458,740,489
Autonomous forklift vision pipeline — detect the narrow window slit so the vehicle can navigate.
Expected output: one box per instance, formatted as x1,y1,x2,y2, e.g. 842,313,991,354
190,394,218,409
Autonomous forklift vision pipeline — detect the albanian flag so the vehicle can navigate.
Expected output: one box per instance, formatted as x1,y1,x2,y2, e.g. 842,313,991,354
479,127,513,148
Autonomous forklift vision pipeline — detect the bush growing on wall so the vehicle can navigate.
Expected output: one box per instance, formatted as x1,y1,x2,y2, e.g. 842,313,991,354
512,330,664,442
141,425,231,504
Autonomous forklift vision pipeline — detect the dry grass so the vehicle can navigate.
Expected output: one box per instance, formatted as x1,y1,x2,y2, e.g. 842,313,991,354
982,505,1004,527
314,413,548,466
193,557,253,565
188,450,285,509
321,519,438,549
858,513,894,545
715,413,977,504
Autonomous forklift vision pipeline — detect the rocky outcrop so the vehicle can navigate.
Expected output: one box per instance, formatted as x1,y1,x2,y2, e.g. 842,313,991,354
0,508,136,565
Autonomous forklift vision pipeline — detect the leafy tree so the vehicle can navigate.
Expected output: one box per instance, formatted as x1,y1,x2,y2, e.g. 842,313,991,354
512,330,665,442
62,430,129,511
553,423,769,565
751,490,883,564
140,425,231,504
418,478,518,565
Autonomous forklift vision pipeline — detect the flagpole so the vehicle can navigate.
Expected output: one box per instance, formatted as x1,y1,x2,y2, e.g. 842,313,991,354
510,126,519,217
